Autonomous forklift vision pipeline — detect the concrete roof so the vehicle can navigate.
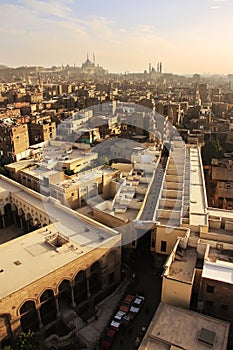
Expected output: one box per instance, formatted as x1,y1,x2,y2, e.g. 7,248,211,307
0,176,120,299
208,207,233,221
189,147,207,226
202,260,233,285
167,247,197,283
139,303,230,350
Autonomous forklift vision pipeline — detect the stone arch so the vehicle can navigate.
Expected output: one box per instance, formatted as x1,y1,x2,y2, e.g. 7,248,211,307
58,279,72,308
3,203,13,227
39,289,57,326
33,217,41,229
89,261,102,295
74,270,87,304
17,207,25,217
19,300,39,332
104,250,117,285
13,205,25,230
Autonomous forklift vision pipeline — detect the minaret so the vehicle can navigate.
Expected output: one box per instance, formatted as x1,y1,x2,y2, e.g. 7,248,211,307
93,53,95,65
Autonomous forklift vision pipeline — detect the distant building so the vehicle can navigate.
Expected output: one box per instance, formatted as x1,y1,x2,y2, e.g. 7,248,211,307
0,121,29,164
80,55,108,76
28,118,56,145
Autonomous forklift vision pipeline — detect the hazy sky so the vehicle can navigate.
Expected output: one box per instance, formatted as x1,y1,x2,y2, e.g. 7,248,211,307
0,0,233,74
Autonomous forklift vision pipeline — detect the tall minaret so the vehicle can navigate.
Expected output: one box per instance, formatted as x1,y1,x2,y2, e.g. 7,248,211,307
160,62,162,73
93,53,95,65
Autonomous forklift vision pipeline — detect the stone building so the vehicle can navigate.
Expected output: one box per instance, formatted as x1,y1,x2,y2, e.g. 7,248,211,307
139,302,230,350
0,175,121,347
28,119,56,145
0,121,29,164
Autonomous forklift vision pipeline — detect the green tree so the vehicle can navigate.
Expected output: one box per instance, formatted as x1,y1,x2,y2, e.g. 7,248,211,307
201,138,224,165
15,331,47,350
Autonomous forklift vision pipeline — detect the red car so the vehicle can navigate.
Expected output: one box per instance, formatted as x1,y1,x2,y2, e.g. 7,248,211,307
119,294,135,313
101,328,116,349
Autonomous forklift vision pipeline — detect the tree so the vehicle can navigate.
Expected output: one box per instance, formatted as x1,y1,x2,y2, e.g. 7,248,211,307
201,138,224,165
15,331,47,350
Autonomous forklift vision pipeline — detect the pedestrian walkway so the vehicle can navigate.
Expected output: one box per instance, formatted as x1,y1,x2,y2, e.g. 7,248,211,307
76,279,131,349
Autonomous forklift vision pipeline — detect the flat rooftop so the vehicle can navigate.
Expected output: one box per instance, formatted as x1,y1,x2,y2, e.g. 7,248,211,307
54,166,118,189
139,303,230,350
0,176,120,299
167,247,197,283
208,207,233,221
189,147,207,226
202,259,233,285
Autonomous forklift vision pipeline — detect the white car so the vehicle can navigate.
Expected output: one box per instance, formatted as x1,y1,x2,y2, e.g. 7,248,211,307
129,296,144,314
110,311,126,330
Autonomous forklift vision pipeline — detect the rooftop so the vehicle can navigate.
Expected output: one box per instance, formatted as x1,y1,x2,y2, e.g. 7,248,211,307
139,303,230,350
166,246,197,284
202,257,233,285
0,176,120,299
189,147,207,226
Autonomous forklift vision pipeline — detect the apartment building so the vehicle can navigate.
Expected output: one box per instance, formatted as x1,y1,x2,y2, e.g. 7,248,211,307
0,121,29,164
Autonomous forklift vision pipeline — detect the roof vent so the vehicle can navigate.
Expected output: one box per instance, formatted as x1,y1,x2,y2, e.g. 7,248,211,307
198,328,216,347
14,260,22,266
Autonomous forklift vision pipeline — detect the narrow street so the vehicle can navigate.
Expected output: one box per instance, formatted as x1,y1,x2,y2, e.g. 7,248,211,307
107,248,162,350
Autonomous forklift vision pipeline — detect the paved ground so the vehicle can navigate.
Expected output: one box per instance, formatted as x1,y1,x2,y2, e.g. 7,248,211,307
106,252,162,350
70,247,162,350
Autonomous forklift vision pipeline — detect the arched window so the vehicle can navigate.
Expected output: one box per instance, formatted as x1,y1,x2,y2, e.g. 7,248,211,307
19,300,39,332
39,289,57,326
3,203,13,227
58,279,72,307
89,262,102,295
74,270,87,304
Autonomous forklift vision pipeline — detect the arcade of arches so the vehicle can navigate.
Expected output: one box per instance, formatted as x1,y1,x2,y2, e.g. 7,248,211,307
0,201,48,233
0,250,121,346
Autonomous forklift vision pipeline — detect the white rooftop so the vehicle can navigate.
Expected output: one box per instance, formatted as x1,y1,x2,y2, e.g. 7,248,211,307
189,147,207,226
202,260,233,285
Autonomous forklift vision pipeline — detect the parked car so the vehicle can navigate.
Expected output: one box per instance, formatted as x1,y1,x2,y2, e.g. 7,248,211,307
129,295,145,315
119,294,135,313
110,310,126,331
121,314,131,326
101,328,116,349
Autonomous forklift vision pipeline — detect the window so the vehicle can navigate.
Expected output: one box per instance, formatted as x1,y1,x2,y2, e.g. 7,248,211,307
207,284,215,293
160,240,167,252
221,304,228,311
151,240,155,248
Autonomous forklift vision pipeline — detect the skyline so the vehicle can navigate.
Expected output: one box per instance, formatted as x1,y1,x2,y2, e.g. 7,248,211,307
0,0,233,74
